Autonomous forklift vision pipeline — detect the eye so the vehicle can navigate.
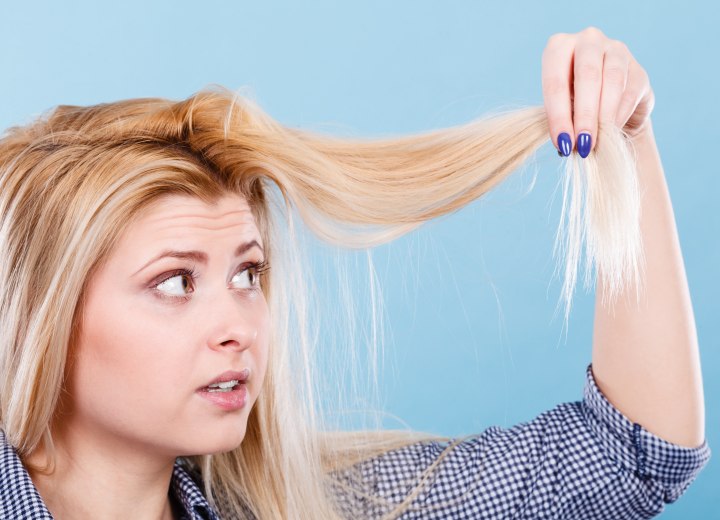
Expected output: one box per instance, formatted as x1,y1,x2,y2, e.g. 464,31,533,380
155,268,195,296
231,261,268,290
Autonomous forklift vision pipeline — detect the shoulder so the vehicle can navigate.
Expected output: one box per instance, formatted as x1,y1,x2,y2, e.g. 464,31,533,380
0,429,54,519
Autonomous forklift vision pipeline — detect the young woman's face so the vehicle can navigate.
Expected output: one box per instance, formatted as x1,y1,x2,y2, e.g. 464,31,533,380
62,192,270,458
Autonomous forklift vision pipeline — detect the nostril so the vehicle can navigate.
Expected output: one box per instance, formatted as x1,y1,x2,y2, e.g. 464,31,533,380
209,324,258,350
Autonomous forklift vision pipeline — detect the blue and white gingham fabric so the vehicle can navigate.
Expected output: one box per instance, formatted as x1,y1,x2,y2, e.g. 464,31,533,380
0,363,712,519
328,363,712,519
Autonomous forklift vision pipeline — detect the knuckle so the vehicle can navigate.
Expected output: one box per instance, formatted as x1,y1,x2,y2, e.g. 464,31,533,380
583,26,605,38
576,62,602,82
603,66,627,86
576,105,597,121
625,84,644,100
541,46,560,64
618,92,633,108
542,76,567,96
546,32,570,47
609,39,630,54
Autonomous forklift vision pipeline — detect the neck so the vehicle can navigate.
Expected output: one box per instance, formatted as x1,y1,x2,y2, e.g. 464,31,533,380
24,422,178,520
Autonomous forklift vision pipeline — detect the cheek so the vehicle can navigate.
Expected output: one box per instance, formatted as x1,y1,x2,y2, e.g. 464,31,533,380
252,301,271,388
67,289,190,428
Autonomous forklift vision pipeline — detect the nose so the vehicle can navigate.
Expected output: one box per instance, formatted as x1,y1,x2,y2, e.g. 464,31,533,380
205,290,258,352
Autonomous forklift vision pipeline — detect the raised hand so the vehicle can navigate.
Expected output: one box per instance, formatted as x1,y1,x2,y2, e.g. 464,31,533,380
541,26,655,158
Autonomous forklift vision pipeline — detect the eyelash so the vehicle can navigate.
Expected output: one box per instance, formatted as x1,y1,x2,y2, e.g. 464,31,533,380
151,260,270,302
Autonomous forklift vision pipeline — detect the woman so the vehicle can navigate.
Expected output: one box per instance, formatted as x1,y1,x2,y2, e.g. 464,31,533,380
0,27,710,519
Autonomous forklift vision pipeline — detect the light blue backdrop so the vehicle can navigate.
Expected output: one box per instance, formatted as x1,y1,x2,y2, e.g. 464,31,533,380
1,1,717,517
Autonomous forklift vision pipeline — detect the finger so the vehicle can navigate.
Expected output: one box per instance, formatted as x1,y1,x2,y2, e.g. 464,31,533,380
572,37,605,158
598,41,630,132
541,33,576,157
615,59,650,130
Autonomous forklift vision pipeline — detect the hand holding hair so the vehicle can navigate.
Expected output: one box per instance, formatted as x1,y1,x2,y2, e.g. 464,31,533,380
543,27,705,451
542,26,655,157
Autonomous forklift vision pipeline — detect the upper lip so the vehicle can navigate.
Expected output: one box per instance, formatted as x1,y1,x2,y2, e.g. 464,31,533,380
199,369,250,390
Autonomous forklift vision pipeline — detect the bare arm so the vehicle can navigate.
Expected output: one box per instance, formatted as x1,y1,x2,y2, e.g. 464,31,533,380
591,120,705,449
542,27,706,449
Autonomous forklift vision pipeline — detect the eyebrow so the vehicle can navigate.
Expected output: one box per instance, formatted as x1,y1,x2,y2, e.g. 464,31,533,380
133,240,264,276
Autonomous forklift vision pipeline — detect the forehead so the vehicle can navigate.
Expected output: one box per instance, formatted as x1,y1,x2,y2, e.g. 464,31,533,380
125,193,262,245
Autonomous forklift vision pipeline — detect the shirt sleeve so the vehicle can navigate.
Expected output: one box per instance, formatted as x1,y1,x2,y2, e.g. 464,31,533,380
327,363,711,520
576,362,711,518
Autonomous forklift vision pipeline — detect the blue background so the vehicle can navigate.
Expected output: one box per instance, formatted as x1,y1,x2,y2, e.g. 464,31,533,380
1,2,717,517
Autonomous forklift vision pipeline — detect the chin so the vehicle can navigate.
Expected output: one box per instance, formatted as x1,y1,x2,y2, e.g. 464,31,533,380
201,423,247,456
173,419,247,458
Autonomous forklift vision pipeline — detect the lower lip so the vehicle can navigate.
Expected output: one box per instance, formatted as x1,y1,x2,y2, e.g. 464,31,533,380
196,383,248,411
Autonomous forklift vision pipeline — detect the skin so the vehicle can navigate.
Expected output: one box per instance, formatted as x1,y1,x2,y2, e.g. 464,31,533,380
26,193,270,520
542,27,705,447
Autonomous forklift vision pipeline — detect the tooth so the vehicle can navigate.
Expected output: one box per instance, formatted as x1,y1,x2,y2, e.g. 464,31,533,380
208,387,235,393
207,380,239,389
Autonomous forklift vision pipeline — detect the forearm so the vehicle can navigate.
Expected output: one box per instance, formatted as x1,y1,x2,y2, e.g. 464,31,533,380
590,120,706,448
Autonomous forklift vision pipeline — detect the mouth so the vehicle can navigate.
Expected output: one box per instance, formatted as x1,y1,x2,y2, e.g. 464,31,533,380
198,368,250,392
196,368,251,411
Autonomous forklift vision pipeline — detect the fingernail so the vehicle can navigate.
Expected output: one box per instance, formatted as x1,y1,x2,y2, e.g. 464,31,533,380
577,133,592,158
557,132,572,157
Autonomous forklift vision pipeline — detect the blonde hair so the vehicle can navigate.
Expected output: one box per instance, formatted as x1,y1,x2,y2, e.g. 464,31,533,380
0,85,643,518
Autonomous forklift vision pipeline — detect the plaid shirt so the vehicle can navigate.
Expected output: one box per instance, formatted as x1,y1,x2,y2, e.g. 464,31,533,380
327,363,712,519
1,363,711,519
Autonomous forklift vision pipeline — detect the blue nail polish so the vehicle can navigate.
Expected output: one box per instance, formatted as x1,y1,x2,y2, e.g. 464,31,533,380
557,132,572,157
577,133,592,158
